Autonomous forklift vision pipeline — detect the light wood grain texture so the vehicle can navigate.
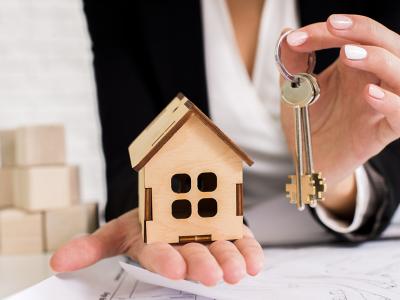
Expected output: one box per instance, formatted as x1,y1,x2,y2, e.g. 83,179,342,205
0,130,16,167
44,202,98,251
15,125,65,166
0,168,15,208
129,94,253,172
129,97,191,171
13,166,80,211
138,169,145,238
143,114,244,244
130,95,254,244
0,208,43,254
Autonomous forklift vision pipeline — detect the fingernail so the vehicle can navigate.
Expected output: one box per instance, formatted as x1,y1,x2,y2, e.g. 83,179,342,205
344,45,367,60
329,15,353,30
287,31,308,46
369,84,385,99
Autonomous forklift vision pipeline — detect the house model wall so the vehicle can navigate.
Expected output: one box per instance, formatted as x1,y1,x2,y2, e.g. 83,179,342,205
129,94,253,244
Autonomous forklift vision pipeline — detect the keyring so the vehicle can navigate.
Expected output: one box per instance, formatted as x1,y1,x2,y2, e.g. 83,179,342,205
274,30,316,84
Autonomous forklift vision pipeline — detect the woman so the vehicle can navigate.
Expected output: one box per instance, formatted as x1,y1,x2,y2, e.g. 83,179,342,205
51,0,400,286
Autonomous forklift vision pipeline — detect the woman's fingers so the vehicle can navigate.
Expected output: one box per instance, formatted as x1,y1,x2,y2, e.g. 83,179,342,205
132,242,186,280
286,15,400,58
340,44,400,92
175,226,263,285
51,209,187,281
178,243,223,286
279,23,349,83
234,226,265,276
278,28,311,82
50,209,140,272
209,240,246,284
286,22,351,52
365,84,400,146
327,15,400,57
51,209,264,286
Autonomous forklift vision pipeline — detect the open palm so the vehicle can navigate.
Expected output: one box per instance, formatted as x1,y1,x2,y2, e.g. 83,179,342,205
50,208,264,286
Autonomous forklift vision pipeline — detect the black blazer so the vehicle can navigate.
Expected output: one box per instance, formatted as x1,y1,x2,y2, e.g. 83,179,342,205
83,0,400,241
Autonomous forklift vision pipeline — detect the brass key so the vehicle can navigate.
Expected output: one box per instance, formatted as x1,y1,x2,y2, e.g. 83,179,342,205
281,73,327,210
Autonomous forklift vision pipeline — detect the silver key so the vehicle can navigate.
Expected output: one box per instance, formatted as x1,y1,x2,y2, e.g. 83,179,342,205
281,73,326,210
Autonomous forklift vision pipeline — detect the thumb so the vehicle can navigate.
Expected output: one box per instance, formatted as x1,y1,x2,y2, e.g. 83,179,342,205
50,234,104,273
277,28,311,86
50,209,141,272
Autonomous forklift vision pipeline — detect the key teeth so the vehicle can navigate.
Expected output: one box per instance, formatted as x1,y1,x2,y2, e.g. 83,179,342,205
303,175,316,205
285,175,297,204
311,173,327,198
286,173,327,208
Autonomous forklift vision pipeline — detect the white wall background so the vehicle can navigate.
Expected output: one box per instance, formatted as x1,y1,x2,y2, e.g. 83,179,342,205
0,0,106,209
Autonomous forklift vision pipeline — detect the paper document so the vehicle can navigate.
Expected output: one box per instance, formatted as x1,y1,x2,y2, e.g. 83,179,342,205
7,240,400,300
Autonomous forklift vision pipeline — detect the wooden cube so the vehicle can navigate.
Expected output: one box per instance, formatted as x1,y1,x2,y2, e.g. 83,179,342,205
14,166,80,211
0,208,43,254
0,168,15,208
16,125,65,166
0,130,16,166
44,202,98,251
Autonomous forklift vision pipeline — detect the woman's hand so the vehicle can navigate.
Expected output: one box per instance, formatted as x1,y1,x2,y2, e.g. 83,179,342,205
280,15,400,216
50,208,264,286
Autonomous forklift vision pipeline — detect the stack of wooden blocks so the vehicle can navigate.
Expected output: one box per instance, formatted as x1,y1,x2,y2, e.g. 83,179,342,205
0,125,98,254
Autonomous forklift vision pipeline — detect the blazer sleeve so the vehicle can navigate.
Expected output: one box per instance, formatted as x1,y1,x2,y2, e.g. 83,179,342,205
310,140,400,242
83,1,160,221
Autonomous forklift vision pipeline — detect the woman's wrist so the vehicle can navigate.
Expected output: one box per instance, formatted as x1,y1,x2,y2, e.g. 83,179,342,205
320,173,357,220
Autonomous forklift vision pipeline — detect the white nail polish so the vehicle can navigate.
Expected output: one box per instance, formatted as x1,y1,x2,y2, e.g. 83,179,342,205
369,85,385,99
344,45,367,60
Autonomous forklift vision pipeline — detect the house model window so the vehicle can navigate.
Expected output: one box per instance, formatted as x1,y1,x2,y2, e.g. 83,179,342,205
128,93,253,244
171,173,191,193
198,198,217,218
198,172,217,192
171,199,191,219
171,172,219,220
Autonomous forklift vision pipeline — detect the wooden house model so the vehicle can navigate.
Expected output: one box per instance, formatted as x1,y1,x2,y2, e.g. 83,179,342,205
128,94,253,244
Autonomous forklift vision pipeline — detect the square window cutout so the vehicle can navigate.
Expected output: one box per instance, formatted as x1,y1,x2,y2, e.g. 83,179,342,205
171,173,191,193
197,172,217,192
198,198,217,218
172,199,192,219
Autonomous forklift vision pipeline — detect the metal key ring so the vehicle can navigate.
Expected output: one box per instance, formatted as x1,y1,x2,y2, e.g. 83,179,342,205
275,29,316,84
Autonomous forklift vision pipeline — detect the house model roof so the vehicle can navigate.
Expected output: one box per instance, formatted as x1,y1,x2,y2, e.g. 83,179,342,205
128,93,254,171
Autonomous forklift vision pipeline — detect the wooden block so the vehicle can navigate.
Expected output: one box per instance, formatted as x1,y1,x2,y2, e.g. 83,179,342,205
0,130,16,167
0,168,15,208
44,202,99,251
14,166,80,211
0,208,43,254
16,125,65,166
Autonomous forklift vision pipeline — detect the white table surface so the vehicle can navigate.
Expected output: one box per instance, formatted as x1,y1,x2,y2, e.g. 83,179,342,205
0,253,53,298
1,224,400,299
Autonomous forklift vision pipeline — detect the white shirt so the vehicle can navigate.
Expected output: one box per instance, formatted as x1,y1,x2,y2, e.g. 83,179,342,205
201,0,373,245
